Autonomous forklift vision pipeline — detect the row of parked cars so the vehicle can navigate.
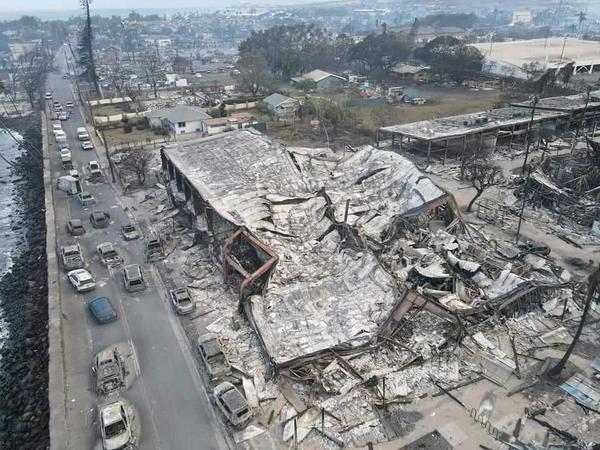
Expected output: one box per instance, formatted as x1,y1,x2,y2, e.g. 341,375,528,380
50,79,142,450
51,94,251,444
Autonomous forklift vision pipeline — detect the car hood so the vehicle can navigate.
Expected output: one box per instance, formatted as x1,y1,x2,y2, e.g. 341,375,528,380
105,431,131,450
177,300,194,310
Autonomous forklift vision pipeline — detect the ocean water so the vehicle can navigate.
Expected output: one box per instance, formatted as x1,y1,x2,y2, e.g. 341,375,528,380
0,130,24,349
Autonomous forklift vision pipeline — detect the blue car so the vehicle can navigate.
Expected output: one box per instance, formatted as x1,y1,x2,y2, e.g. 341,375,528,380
87,297,118,324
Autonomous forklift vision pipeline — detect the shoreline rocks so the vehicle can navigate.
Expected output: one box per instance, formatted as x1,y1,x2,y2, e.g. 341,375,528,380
0,114,49,449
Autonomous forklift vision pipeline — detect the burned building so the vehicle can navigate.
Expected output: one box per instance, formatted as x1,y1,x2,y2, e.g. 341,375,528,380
160,129,450,368
377,107,567,163
512,92,600,133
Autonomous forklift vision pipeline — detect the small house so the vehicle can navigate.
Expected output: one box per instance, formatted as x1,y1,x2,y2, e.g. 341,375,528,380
391,64,431,82
291,69,347,90
263,93,299,117
145,105,211,135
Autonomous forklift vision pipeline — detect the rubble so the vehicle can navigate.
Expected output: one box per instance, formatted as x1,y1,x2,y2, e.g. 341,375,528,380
122,124,600,449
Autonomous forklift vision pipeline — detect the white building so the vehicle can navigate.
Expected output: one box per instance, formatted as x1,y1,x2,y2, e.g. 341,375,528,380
511,10,532,25
263,93,299,117
145,105,211,135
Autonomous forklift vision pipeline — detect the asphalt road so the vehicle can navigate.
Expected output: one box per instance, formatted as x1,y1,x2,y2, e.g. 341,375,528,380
48,48,228,450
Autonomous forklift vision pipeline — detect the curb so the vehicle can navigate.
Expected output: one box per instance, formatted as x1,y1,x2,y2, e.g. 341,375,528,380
43,110,68,449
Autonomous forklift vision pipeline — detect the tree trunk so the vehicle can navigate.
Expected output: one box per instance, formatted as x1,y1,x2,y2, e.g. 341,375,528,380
549,266,600,377
85,2,100,97
467,189,483,212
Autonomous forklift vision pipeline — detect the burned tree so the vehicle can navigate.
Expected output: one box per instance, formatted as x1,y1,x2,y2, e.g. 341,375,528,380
120,148,153,186
549,265,600,377
465,162,503,212
142,49,165,99
79,0,101,97
17,45,53,108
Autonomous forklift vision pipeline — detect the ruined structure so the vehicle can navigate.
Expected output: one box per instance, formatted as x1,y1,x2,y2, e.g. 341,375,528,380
378,92,600,163
161,129,449,368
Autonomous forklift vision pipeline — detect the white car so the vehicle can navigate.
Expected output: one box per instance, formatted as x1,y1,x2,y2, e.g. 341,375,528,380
66,101,74,108
88,160,102,178
67,268,96,292
68,169,80,181
81,140,94,151
45,92,52,99
99,400,134,450
60,148,72,160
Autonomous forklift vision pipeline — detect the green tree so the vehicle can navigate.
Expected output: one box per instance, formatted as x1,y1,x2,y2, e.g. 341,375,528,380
294,78,317,94
414,36,483,83
349,31,411,75
308,98,354,141
239,24,337,78
234,52,273,97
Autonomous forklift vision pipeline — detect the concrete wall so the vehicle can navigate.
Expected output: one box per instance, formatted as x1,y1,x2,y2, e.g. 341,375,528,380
43,110,67,449
171,119,204,134
224,101,258,111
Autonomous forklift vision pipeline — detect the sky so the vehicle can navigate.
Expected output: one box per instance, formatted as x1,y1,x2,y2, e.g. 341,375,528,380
0,0,307,13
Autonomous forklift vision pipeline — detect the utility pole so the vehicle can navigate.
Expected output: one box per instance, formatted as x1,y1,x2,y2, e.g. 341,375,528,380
515,165,532,244
571,87,592,154
101,129,116,183
521,96,538,174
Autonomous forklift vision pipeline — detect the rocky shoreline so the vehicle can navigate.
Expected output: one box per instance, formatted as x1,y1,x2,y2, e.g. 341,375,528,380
0,114,49,449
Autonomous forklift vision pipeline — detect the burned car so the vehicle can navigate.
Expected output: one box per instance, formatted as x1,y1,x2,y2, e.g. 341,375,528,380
66,219,85,236
97,242,124,268
98,400,135,450
214,381,252,427
169,288,196,315
90,211,110,228
121,224,140,241
144,237,163,262
61,243,84,271
92,347,125,396
197,333,231,380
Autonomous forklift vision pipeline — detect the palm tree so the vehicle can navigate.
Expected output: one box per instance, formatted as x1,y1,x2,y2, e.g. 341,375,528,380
549,265,600,377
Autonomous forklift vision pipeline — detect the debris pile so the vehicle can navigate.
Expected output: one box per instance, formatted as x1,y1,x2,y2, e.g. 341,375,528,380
125,128,600,449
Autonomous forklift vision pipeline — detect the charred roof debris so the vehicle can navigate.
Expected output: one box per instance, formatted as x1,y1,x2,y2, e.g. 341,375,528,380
136,92,600,448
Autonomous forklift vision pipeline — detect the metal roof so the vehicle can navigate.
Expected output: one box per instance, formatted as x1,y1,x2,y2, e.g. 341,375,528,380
263,93,296,107
164,130,448,366
380,107,567,142
145,104,211,123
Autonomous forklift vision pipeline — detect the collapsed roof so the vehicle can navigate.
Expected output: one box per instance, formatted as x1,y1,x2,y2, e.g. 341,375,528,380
163,130,448,366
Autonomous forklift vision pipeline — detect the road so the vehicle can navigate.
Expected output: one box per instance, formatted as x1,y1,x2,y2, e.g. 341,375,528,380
47,47,228,450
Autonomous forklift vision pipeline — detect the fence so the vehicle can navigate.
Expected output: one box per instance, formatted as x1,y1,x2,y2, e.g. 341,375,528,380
88,96,132,107
224,100,258,111
95,129,169,152
94,111,144,126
